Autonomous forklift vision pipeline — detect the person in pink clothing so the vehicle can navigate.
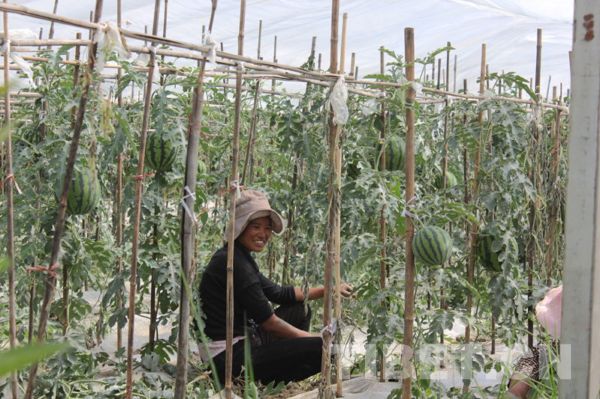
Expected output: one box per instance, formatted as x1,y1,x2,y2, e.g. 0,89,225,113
507,285,562,398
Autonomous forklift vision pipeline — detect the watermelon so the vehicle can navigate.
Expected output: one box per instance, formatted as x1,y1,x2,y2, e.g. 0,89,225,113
377,136,404,172
477,233,500,272
146,132,176,173
64,168,101,215
435,170,459,189
413,226,453,266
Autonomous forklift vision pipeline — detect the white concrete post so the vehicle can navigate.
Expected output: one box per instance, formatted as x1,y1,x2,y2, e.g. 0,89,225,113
560,1,600,398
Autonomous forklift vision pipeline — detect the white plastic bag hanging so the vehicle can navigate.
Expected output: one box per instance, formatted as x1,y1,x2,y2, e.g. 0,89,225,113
409,81,423,96
361,98,378,116
328,76,348,126
204,33,217,64
1,40,36,87
94,21,130,72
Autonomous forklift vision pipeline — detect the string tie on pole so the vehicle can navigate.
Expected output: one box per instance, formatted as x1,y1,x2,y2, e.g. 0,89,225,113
401,195,420,221
180,185,198,225
133,172,154,181
27,263,60,279
230,180,242,199
3,174,23,195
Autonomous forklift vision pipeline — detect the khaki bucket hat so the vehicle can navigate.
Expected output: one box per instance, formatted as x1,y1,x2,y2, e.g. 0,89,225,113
224,189,286,242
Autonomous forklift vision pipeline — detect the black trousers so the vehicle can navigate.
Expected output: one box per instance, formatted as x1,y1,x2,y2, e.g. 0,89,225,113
213,303,323,385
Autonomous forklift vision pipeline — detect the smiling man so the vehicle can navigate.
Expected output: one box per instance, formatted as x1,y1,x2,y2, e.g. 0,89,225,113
198,189,352,386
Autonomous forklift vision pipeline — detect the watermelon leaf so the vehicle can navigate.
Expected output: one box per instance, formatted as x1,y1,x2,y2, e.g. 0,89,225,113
0,342,69,377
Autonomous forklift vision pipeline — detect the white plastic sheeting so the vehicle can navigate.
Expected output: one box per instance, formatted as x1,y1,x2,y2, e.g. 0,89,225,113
6,0,572,93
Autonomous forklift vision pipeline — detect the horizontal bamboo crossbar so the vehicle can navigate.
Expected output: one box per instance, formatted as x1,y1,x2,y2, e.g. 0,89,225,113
0,2,568,111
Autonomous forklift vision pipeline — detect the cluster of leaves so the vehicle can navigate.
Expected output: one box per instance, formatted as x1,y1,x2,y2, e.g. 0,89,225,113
0,40,568,398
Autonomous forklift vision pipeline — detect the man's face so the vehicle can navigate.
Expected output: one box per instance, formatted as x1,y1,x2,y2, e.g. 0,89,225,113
238,216,272,252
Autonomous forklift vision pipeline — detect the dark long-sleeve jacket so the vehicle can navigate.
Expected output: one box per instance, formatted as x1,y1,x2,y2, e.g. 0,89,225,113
199,243,296,340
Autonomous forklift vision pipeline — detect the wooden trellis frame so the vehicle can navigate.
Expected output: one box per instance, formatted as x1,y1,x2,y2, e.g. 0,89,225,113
0,2,580,399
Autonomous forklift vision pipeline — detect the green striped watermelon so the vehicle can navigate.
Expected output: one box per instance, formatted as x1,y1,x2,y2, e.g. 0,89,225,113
146,132,176,173
65,168,101,215
435,170,459,189
377,136,405,172
413,226,453,266
477,233,500,272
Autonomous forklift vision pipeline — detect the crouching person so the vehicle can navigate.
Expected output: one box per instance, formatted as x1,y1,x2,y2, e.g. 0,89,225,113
198,189,352,385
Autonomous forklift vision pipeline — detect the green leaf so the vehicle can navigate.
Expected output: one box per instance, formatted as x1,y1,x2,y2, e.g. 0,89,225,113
0,257,7,273
0,342,69,377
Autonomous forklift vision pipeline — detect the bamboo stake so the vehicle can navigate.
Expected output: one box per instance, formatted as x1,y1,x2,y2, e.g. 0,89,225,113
340,12,347,76
257,19,262,59
436,58,441,89
23,2,104,398
147,0,162,354
61,32,82,337
3,5,18,398
173,0,218,396
114,0,124,351
544,87,561,285
334,12,347,398
453,54,457,92
124,3,161,398
271,35,277,95
350,52,355,78
48,0,59,42
462,43,486,394
319,1,340,397
526,28,543,350
440,42,451,346
163,0,169,37
378,45,387,384
241,80,260,185
401,27,416,399
224,1,244,396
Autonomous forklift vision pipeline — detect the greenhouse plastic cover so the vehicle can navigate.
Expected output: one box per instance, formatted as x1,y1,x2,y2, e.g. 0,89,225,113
7,0,572,94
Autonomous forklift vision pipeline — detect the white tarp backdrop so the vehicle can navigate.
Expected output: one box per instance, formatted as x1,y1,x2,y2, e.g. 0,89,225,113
7,0,572,95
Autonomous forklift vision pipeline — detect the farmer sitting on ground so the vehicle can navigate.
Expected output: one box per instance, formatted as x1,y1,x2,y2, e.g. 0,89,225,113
198,189,352,385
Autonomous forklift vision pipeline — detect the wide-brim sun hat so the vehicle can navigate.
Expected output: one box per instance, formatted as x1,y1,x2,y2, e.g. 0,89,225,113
224,189,286,242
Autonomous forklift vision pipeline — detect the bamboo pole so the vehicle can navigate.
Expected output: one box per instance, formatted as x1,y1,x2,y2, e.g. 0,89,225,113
173,0,218,396
257,19,262,59
223,1,245,396
148,0,162,354
62,32,82,337
526,28,543,350
377,46,387,384
23,2,104,398
115,0,124,352
334,11,347,398
3,5,18,398
544,87,561,285
319,0,340,398
462,44,486,394
241,80,260,185
401,27,416,399
48,0,59,41
340,12,347,76
350,52,355,78
271,35,277,95
440,41,451,346
124,3,161,398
